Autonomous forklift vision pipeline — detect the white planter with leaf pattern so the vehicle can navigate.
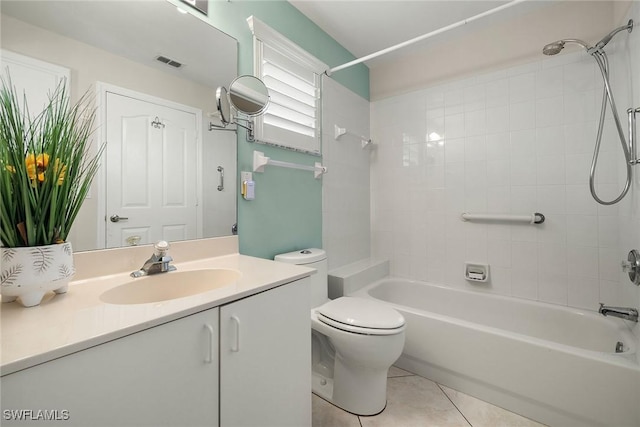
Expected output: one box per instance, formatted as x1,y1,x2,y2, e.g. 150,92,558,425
1,242,75,307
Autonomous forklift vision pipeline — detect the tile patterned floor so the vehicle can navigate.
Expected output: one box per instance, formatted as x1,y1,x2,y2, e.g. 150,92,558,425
312,366,546,427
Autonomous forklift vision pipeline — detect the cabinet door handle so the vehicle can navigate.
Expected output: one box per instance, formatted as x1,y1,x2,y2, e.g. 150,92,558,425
230,315,240,352
204,323,214,363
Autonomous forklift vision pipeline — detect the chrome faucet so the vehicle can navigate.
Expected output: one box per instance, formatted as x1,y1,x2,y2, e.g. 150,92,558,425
599,303,638,322
130,241,177,278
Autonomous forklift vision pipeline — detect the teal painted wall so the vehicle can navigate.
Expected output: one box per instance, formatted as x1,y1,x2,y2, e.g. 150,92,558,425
202,1,370,259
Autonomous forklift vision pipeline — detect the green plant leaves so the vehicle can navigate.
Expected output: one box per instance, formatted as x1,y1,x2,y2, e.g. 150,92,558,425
0,76,104,247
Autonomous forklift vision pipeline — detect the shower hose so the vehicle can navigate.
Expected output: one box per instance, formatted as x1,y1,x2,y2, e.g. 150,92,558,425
589,49,632,205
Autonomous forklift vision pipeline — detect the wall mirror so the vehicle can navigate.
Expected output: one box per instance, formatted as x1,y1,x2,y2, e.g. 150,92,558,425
1,0,238,251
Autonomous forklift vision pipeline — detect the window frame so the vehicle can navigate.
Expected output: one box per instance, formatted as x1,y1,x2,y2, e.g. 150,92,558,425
247,16,327,156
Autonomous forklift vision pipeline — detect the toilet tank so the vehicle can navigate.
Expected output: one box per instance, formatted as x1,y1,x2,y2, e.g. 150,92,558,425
274,249,327,307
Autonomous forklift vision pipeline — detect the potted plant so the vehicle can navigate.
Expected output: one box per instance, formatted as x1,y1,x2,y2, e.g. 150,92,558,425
0,77,103,307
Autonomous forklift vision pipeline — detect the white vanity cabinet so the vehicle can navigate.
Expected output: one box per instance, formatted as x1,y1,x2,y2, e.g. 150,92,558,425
219,277,311,426
1,277,311,427
0,308,220,427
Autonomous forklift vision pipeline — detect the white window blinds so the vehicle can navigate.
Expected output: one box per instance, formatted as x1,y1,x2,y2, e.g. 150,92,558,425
248,16,327,155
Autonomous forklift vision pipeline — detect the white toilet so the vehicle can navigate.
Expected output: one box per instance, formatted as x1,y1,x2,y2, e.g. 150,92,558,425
275,249,405,416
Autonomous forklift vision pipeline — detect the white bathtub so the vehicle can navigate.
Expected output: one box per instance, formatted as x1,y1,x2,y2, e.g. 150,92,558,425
352,278,640,427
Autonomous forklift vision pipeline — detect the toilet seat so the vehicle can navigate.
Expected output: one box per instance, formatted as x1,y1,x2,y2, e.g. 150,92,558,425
316,297,405,335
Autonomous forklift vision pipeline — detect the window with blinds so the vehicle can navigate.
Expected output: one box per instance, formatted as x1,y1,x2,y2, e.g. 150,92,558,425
248,16,327,155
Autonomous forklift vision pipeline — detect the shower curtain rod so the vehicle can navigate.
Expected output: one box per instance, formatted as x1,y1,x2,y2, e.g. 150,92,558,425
325,0,528,76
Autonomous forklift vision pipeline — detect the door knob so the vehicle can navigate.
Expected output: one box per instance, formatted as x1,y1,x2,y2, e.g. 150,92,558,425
110,214,129,223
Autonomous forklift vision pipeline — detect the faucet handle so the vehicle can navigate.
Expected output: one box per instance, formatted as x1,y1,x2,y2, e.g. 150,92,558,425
621,249,640,286
154,240,171,256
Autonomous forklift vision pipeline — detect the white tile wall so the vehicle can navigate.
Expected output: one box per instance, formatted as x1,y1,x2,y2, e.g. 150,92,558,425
322,77,371,270
620,3,640,342
370,10,640,314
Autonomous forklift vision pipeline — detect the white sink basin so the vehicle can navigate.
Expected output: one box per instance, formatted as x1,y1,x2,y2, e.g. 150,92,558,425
100,269,242,305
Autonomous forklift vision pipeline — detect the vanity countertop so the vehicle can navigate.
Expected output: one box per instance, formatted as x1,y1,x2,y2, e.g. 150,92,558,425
0,237,313,375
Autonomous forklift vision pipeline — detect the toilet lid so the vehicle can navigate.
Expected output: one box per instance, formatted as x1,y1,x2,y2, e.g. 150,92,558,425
317,297,405,330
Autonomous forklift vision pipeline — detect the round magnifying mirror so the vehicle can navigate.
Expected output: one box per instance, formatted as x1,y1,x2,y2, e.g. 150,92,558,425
215,86,231,125
228,75,269,116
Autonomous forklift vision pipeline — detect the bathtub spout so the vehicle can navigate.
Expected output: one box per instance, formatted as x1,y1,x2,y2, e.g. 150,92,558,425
599,303,638,322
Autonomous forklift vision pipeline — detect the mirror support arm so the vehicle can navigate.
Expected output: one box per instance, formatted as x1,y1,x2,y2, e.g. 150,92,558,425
234,118,255,141
208,119,254,142
208,122,235,131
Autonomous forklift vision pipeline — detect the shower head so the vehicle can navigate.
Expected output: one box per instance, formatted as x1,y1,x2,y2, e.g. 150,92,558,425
541,38,591,56
542,41,565,56
542,20,633,57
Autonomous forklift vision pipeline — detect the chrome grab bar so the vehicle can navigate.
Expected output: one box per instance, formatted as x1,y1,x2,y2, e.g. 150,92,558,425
217,166,224,191
460,212,545,224
628,107,640,165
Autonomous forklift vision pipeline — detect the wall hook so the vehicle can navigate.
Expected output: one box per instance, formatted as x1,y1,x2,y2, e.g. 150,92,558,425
151,116,165,129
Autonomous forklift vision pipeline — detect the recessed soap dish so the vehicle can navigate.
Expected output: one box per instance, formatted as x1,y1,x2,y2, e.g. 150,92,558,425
465,263,489,282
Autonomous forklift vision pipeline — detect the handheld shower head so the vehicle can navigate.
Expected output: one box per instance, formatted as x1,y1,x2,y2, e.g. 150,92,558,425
542,38,591,56
542,41,564,56
540,21,635,206
542,20,634,57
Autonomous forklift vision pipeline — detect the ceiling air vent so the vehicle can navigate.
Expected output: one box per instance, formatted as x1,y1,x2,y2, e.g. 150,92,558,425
155,55,183,68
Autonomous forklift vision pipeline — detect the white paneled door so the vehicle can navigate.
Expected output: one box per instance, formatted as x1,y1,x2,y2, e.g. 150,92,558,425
105,92,198,248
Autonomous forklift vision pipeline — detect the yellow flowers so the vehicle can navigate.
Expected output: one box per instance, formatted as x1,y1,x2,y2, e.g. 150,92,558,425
53,158,67,185
25,152,49,183
26,153,66,186
6,153,66,186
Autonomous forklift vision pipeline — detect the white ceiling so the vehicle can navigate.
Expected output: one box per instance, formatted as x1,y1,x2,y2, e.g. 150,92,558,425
288,0,536,68
1,0,237,89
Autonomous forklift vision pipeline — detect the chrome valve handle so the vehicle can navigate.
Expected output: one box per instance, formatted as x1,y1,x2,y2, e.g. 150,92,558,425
621,249,640,286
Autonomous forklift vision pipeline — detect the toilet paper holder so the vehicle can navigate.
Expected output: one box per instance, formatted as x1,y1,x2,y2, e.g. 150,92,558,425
465,263,489,282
